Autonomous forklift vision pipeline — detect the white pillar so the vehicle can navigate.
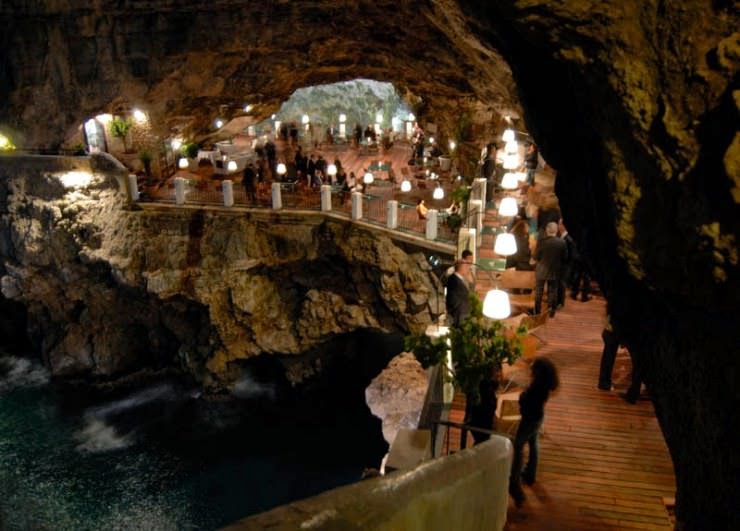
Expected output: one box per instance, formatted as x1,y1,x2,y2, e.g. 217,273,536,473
321,184,332,211
222,180,234,207
271,182,282,209
387,200,398,229
426,209,438,240
127,174,139,201
339,123,346,138
474,178,487,209
351,191,363,220
469,199,483,246
174,177,186,205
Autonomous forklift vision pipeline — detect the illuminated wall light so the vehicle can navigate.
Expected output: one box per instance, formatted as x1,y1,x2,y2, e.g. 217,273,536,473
171,138,183,151
215,119,224,129
363,172,374,184
0,134,16,151
301,114,310,125
502,128,515,142
449,140,456,151
428,136,435,144
132,109,147,123
244,104,254,113
276,163,287,176
271,114,276,120
501,172,519,189
433,186,444,200
95,113,113,124
58,171,93,189
400,179,412,192
339,113,347,123
178,158,189,169
483,289,511,319
327,164,337,176
498,196,518,217
494,233,518,256
227,160,238,172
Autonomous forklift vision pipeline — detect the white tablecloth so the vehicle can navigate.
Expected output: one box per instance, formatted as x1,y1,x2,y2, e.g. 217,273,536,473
213,152,258,175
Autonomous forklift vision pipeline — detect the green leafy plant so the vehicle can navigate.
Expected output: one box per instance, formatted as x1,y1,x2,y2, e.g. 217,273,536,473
72,143,87,156
183,143,200,159
450,185,472,223
404,293,525,404
110,117,133,153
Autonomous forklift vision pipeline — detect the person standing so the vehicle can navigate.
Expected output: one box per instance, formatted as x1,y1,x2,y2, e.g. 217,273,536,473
534,222,567,317
445,259,471,327
242,162,256,204
524,143,539,186
509,357,560,507
558,221,578,308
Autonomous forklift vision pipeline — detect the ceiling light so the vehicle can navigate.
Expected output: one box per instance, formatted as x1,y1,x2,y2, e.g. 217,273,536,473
502,128,515,142
483,289,511,319
276,163,287,176
501,172,519,189
363,172,374,184
178,158,189,169
327,164,337,176
227,160,238,172
400,179,412,192
433,186,444,200
494,233,518,256
498,197,518,217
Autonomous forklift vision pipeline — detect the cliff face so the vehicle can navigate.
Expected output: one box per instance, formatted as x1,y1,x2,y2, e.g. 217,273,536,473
1,1,739,527
0,155,439,387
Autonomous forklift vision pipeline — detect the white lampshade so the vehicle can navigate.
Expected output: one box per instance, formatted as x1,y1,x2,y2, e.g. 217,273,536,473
502,128,515,142
494,233,518,256
301,114,310,125
363,172,374,184
503,153,520,170
215,119,224,129
227,160,237,172
339,113,347,123
501,172,519,189
327,163,337,176
505,140,519,154
400,179,412,192
483,289,511,319
498,196,518,217
516,171,528,182
433,186,444,200
178,157,189,169
276,163,287,175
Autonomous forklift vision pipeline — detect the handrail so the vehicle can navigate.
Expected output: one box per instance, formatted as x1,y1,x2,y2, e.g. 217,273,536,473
431,419,513,457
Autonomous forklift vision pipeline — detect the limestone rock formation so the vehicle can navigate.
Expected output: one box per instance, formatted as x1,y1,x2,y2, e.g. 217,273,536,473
0,155,439,388
365,352,428,445
0,1,738,527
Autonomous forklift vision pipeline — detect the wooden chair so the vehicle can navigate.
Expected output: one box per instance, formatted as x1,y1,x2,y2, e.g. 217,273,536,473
500,269,536,313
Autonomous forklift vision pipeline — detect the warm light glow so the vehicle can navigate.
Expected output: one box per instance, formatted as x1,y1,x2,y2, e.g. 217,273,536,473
132,109,147,123
400,179,412,192
494,233,518,256
171,138,182,151
363,172,374,185
215,119,224,129
301,114,310,125
375,112,383,124
505,140,518,154
408,113,415,121
58,171,93,189
274,120,281,135
0,134,10,150
449,140,456,151
276,163,287,175
502,128,515,142
244,104,253,113
456,175,463,181
503,153,520,170
429,136,435,144
327,163,337,176
516,171,528,182
95,113,113,124
433,186,444,200
374,123,381,134
339,113,347,123
227,160,238,172
483,289,511,319
498,197,518,217
178,157,189,169
501,172,519,189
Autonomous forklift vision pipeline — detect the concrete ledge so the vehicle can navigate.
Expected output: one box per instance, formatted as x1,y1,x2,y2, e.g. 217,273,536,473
223,435,512,531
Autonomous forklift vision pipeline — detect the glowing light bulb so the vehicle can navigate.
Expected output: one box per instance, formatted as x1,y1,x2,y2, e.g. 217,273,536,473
327,164,337,176
498,197,518,217
363,172,374,184
433,186,444,200
494,233,518,256
400,179,412,192
276,163,287,176
178,158,189,169
215,119,224,129
483,289,511,319
227,160,237,172
132,109,147,123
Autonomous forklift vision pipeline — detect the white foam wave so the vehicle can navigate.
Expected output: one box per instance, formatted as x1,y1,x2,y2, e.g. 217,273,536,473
0,355,49,391
231,373,277,400
86,383,177,418
74,418,132,453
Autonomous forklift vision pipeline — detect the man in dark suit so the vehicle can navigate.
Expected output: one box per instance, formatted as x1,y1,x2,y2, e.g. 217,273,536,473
534,222,567,317
446,259,471,326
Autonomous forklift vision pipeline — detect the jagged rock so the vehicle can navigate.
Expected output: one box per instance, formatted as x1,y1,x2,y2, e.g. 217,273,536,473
365,352,428,445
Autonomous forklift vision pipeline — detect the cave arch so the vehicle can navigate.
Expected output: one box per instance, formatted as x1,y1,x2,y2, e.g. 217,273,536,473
1,2,738,528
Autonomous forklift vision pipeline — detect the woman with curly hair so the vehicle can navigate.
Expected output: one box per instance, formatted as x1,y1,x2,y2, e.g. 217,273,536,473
509,356,560,507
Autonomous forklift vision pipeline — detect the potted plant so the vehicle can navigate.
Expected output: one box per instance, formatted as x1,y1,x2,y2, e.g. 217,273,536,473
138,150,153,177
405,293,525,435
182,142,200,171
110,116,133,153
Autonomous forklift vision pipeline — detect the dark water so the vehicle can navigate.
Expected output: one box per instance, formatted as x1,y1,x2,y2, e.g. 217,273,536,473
0,355,388,530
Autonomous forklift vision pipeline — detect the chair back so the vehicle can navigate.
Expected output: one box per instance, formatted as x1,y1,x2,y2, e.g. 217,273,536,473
500,269,535,291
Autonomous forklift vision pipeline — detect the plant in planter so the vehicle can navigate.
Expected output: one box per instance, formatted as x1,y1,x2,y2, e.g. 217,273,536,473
405,293,525,436
110,117,133,153
138,150,153,176
181,143,200,171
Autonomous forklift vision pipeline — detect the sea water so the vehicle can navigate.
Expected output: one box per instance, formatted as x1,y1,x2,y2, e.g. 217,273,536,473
0,355,386,530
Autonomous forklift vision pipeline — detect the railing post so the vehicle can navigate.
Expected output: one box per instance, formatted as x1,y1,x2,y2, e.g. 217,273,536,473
351,191,363,220
474,178,487,210
127,174,139,201
174,177,186,205
222,180,234,207
321,184,332,211
387,200,398,229
469,199,483,246
426,209,438,240
271,182,282,209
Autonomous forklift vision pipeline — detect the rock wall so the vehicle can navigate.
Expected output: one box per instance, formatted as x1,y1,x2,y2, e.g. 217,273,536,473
0,154,440,388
